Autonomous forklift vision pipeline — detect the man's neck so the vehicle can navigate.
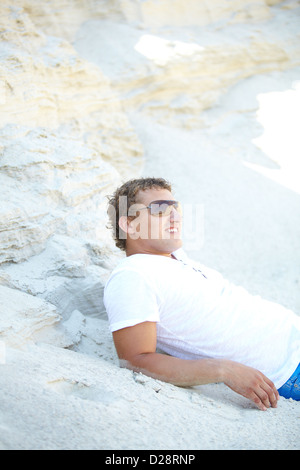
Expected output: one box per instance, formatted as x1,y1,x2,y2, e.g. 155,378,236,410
126,247,173,258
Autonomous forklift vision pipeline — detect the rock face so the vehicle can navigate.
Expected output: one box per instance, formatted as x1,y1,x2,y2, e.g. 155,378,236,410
74,1,300,128
0,0,300,450
0,0,143,326
0,285,60,347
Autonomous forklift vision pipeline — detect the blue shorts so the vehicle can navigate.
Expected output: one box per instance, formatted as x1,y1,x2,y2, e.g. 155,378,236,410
278,363,300,400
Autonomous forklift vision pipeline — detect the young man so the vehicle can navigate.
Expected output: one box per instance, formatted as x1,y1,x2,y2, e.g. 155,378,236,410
104,177,300,411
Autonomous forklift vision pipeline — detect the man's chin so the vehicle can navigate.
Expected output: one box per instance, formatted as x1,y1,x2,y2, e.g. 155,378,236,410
157,238,183,252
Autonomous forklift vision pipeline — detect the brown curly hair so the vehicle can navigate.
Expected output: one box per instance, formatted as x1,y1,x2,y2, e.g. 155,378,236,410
107,177,172,251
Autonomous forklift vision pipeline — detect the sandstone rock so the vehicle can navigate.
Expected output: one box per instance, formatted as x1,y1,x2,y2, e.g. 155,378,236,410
0,126,120,264
62,310,119,363
108,0,281,28
0,234,121,323
74,7,300,127
0,2,143,267
0,285,61,347
0,17,143,173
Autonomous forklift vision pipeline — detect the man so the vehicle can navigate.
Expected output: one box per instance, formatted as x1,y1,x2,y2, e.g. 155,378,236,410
104,177,300,410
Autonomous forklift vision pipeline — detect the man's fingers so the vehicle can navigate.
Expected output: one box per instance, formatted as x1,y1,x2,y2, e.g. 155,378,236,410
268,388,279,408
259,389,274,409
250,391,268,411
261,377,279,407
251,382,279,411
266,378,280,401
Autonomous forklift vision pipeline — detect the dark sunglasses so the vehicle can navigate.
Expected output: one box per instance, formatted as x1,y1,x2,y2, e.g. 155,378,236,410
139,200,182,217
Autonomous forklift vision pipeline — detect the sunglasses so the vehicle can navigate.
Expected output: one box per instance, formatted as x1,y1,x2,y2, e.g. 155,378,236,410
138,200,182,217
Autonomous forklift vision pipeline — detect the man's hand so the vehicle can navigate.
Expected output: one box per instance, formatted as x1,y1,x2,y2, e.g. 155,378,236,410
220,360,280,411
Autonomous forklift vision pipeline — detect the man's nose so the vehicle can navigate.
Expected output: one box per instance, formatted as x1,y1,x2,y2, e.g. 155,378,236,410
170,207,182,221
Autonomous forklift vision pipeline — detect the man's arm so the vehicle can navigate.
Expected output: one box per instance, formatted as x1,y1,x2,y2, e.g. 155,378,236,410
113,321,279,411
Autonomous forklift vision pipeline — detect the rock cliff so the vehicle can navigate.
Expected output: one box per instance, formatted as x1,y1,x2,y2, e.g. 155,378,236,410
0,0,143,329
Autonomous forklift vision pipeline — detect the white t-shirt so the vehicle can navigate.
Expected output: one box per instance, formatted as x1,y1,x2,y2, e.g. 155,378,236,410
104,248,300,388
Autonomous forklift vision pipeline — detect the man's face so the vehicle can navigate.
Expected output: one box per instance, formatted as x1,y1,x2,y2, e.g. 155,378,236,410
127,187,183,256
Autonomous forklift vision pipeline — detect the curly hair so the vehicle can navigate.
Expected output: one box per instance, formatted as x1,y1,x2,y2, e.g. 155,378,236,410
107,177,172,251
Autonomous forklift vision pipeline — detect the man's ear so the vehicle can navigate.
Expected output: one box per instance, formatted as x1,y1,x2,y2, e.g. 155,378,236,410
119,216,135,235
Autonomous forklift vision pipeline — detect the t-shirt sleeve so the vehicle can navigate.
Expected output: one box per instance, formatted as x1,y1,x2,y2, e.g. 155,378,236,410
103,269,160,332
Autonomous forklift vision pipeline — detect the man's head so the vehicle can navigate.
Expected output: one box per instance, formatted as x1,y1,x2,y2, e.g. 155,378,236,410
107,177,183,256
